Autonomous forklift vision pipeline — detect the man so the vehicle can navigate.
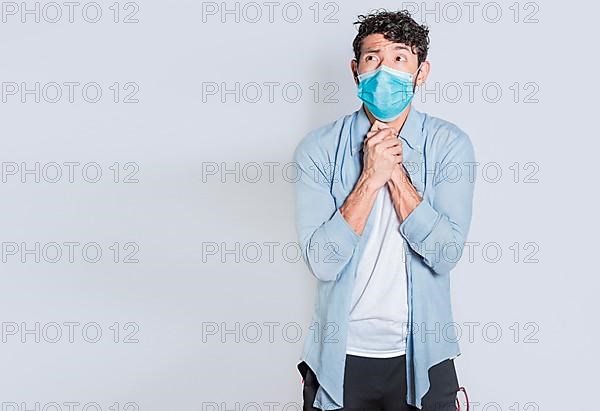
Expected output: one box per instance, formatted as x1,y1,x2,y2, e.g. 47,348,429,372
293,9,476,411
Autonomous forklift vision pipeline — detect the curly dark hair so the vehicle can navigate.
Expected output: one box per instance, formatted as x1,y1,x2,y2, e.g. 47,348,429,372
352,9,430,65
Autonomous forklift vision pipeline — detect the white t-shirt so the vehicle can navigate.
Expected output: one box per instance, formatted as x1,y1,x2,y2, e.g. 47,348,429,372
346,186,409,358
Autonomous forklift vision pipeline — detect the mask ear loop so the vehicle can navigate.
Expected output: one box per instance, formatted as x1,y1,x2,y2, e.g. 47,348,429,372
412,62,423,93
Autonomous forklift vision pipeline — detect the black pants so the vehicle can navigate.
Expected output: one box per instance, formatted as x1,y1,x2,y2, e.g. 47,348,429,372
301,354,459,411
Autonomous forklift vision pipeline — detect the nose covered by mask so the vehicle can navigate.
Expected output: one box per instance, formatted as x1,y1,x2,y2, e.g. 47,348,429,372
356,63,422,122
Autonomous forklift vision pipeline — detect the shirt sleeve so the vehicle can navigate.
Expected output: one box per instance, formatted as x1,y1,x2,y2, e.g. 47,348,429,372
292,138,362,282
398,131,476,275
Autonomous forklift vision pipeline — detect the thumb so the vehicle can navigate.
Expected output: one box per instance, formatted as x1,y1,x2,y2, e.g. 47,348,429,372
370,120,389,132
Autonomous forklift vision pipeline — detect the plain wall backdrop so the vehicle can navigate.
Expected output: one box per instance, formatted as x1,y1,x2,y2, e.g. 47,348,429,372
0,0,598,409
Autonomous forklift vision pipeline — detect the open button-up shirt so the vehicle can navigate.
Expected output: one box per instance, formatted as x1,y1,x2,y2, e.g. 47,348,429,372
293,104,477,409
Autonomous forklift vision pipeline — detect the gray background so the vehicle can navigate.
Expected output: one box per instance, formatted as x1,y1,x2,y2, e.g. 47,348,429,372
0,0,598,409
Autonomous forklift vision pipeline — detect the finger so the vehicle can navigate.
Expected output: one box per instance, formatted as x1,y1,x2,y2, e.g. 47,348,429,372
370,120,389,132
381,131,398,141
365,133,392,149
387,151,403,163
366,130,380,139
385,144,403,156
379,138,402,149
389,152,403,163
367,125,394,136
366,128,397,144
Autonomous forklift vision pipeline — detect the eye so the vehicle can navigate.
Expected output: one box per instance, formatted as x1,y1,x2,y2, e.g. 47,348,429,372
365,55,378,62
396,55,407,62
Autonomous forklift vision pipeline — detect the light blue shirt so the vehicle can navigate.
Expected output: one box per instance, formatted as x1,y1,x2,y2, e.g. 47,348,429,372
293,104,477,409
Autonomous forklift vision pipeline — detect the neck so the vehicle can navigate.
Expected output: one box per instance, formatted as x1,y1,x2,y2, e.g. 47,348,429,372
364,104,411,133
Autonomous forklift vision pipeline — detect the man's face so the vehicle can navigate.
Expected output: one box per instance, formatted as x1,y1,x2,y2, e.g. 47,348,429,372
351,33,426,84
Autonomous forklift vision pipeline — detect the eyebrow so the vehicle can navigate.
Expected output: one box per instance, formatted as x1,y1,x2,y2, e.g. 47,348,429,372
364,45,411,53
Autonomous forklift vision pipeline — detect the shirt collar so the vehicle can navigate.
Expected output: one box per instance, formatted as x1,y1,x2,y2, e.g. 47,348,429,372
350,104,425,156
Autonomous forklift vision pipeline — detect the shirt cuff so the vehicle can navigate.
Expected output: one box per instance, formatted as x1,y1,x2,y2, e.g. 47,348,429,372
399,199,440,245
325,208,361,255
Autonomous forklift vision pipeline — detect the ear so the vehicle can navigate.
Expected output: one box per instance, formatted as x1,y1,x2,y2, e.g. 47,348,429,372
351,59,359,85
415,61,430,87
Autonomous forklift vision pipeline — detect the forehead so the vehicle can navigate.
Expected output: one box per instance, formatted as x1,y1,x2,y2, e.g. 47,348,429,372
360,33,415,54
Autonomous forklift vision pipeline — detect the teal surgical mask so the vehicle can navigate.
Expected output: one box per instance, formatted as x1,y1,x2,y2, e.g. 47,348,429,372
356,63,422,122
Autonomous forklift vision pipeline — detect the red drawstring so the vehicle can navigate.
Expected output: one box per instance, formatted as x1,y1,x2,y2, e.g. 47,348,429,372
455,386,469,411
